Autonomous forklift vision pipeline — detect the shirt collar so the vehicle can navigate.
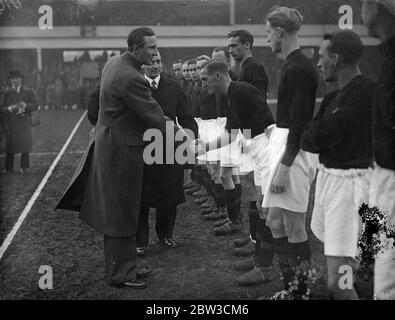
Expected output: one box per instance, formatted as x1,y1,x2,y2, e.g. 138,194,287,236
227,81,236,99
241,56,253,68
13,85,21,93
285,48,303,63
144,74,161,87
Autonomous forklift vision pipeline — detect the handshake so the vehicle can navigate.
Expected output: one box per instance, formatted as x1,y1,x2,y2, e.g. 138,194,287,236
186,139,207,157
8,101,27,115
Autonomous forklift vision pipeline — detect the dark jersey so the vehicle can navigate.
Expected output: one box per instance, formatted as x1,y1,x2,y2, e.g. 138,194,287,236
276,49,318,166
302,75,375,169
225,81,274,138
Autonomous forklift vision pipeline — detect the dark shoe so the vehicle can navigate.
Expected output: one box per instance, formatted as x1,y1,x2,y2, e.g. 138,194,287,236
236,266,276,286
121,279,147,289
185,186,200,195
165,238,177,248
136,247,145,257
136,265,152,279
213,217,229,227
193,189,207,198
204,209,228,221
233,240,255,257
201,197,215,208
184,180,199,189
233,236,252,248
214,220,241,235
194,196,208,204
201,204,218,215
233,258,255,271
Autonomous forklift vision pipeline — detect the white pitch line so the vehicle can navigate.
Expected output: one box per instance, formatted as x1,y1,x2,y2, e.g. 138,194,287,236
0,110,88,261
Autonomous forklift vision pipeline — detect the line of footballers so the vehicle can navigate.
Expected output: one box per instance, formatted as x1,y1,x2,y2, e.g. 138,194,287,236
169,3,395,300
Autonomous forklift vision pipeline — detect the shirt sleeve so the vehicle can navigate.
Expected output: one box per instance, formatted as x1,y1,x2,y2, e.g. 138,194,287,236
245,64,269,98
281,65,318,166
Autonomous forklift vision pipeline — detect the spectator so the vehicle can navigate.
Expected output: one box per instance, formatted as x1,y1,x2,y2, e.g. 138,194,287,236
0,69,39,174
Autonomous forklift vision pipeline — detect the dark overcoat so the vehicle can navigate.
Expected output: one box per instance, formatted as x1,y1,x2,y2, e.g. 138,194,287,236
141,74,198,208
0,87,39,153
59,52,168,238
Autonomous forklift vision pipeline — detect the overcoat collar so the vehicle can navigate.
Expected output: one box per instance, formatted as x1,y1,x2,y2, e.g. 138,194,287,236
121,51,143,72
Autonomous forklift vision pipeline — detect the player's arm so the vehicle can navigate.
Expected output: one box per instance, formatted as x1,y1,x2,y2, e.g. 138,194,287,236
245,64,269,99
281,66,318,167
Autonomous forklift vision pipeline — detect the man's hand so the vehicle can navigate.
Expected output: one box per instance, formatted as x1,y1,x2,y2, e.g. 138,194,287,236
270,163,290,194
13,101,27,115
194,139,207,156
7,104,19,114
238,136,251,153
265,125,274,140
89,127,96,139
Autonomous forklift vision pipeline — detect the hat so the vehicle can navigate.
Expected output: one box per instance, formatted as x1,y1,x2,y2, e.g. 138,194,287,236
362,0,395,16
8,69,24,79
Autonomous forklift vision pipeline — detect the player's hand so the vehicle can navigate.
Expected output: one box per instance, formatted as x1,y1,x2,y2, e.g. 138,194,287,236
194,139,206,156
270,163,290,194
238,136,251,153
265,125,274,140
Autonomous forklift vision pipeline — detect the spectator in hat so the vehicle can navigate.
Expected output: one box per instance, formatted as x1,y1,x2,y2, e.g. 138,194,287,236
0,69,39,174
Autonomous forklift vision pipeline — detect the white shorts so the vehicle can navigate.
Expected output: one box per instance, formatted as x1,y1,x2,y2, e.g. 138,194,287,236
238,138,254,175
262,127,318,212
311,165,371,257
249,132,271,188
197,118,223,163
370,164,395,300
220,131,242,168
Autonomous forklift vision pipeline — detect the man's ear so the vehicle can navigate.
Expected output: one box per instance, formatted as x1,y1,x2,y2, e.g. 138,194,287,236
276,27,285,38
332,53,340,67
132,44,139,53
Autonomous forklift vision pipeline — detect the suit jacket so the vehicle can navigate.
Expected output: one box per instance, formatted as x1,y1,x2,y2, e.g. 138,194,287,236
0,86,38,153
141,73,198,207
60,52,168,237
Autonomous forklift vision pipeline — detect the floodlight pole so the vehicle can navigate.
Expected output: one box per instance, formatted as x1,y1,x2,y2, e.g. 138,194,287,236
229,0,235,25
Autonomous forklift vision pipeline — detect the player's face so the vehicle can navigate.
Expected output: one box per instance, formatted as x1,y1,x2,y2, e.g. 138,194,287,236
361,1,379,38
200,68,220,95
317,40,337,83
145,53,162,79
136,35,158,66
212,50,227,62
266,21,282,54
189,63,199,81
182,63,190,80
227,36,248,62
196,59,208,75
173,63,183,79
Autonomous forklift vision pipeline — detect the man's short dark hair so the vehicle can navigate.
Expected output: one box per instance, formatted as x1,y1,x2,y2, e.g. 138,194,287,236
201,60,229,75
212,47,230,60
188,59,197,66
173,59,183,65
227,29,254,49
127,27,155,51
324,30,364,65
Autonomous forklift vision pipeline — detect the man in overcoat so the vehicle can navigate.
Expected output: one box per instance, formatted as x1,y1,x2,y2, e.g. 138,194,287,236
136,51,198,253
0,70,39,174
58,27,190,289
